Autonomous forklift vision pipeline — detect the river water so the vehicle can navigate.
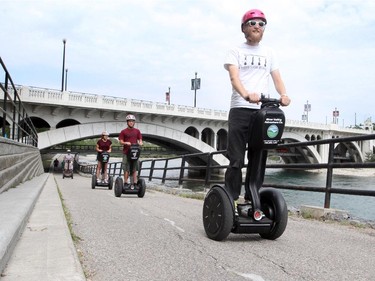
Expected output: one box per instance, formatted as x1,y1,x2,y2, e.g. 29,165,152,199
80,155,375,222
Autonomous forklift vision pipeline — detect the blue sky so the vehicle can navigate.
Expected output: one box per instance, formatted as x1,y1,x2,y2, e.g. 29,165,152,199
1,0,375,126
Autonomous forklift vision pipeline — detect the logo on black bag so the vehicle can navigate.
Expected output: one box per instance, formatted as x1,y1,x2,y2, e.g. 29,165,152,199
267,124,279,138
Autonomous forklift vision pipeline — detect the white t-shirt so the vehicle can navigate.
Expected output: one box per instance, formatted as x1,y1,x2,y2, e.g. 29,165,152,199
224,43,279,109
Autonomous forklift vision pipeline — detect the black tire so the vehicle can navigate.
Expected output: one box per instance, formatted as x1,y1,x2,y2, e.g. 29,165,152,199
137,178,146,198
71,173,74,179
259,188,288,240
108,176,113,190
202,185,233,241
114,177,123,197
91,175,96,189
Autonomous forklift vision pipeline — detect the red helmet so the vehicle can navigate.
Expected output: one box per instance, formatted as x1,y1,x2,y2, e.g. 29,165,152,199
241,9,267,28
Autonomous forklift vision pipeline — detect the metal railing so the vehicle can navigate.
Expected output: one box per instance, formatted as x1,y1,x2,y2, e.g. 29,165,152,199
43,144,188,155
0,57,38,146
76,133,375,209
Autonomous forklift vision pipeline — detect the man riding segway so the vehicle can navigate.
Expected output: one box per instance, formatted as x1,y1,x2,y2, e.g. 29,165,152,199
202,8,291,241
114,114,146,197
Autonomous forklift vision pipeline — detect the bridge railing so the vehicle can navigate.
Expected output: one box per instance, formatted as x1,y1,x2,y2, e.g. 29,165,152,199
77,133,375,210
18,85,229,120
0,57,38,146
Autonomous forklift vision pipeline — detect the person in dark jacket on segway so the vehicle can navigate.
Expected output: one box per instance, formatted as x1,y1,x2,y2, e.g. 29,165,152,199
118,114,143,189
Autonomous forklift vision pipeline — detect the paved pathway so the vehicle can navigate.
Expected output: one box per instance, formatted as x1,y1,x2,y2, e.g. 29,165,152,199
56,174,375,281
2,171,375,281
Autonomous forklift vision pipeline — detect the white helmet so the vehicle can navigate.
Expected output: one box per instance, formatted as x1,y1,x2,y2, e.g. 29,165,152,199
67,149,71,152
102,131,109,136
126,114,136,121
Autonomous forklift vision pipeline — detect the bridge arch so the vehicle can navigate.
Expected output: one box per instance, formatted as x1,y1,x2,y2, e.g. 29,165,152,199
38,121,229,165
216,128,227,151
184,126,199,139
29,116,51,131
281,132,322,164
56,118,80,128
334,141,363,163
202,127,214,147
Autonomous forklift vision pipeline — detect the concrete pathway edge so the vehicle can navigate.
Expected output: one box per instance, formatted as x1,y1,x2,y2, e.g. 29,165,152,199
0,173,48,273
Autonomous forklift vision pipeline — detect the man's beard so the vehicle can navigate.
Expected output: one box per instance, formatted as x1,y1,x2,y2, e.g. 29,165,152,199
246,31,263,44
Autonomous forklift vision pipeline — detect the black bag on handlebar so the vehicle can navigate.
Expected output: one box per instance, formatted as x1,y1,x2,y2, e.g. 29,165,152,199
127,144,141,161
249,104,285,150
100,152,110,163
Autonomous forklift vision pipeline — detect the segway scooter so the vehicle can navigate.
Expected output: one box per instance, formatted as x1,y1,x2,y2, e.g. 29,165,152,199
62,160,73,179
91,152,113,190
114,144,146,198
203,95,288,241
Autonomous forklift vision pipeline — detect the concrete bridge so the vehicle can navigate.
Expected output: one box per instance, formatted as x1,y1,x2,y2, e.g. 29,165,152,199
4,85,374,164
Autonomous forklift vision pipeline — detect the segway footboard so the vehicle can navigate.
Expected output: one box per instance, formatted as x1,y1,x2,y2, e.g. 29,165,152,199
232,188,287,239
231,214,273,234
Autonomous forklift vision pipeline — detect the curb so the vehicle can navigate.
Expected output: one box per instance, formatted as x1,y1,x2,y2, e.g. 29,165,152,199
0,174,48,274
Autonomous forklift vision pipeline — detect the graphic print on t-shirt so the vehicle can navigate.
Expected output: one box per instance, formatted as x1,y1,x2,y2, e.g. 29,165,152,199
241,54,267,69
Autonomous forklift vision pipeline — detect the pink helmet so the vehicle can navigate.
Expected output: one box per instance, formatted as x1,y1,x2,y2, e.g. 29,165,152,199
241,9,267,28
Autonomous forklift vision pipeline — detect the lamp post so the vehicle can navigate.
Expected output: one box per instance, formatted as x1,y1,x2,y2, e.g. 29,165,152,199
191,72,201,107
61,39,67,92
65,68,68,91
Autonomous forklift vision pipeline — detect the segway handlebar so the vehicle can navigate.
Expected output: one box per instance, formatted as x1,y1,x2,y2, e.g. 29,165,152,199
259,94,281,108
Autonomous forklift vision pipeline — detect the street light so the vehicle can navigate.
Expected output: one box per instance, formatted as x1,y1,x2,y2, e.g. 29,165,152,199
191,72,201,107
65,68,68,91
61,39,67,92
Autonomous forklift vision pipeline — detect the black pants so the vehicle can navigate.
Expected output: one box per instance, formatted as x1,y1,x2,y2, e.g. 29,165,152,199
225,107,258,201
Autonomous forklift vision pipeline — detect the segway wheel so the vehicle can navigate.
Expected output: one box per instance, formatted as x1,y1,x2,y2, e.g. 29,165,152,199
202,185,233,241
137,178,146,198
108,176,113,190
91,175,96,189
114,177,123,197
259,188,288,240
71,172,73,179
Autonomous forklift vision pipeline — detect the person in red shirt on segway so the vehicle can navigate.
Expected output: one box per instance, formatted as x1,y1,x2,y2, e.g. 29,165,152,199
92,131,113,189
115,114,146,198
96,131,112,184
